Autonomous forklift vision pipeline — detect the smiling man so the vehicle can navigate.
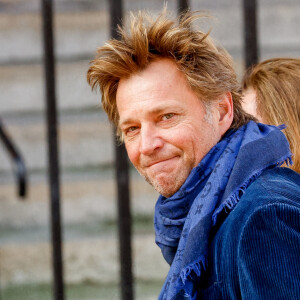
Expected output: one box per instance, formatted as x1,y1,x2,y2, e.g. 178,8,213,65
87,9,300,300
117,59,226,198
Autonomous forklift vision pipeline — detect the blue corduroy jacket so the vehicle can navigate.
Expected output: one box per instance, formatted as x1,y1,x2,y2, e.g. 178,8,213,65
198,167,300,299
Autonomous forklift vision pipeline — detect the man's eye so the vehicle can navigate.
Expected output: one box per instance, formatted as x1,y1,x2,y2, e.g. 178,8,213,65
162,113,175,121
125,126,138,135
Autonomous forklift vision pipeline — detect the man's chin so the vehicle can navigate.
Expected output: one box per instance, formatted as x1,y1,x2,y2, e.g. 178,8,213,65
138,167,191,197
147,176,184,198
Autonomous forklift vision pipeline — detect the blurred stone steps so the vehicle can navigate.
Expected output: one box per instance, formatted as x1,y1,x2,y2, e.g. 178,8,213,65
0,233,168,287
0,168,158,235
0,110,112,176
0,10,109,65
0,167,160,286
0,61,100,114
0,2,299,65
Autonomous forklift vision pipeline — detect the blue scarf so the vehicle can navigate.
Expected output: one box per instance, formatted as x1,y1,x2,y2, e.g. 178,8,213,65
154,121,292,300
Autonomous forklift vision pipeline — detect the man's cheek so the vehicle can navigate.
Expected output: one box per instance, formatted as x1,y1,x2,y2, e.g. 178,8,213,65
125,145,138,165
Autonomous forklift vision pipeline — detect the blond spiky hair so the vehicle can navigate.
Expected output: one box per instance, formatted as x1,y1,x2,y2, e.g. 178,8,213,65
87,8,253,137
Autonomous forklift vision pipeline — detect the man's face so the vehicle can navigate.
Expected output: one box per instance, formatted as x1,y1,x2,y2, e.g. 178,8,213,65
116,59,223,197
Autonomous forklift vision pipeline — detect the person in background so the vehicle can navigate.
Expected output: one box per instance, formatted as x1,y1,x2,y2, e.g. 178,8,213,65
242,57,300,173
87,9,300,300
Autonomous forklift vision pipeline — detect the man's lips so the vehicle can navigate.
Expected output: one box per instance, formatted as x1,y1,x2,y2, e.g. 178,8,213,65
144,156,179,168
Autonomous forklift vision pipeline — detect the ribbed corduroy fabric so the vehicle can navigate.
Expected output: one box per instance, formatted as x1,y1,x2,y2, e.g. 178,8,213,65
197,167,300,299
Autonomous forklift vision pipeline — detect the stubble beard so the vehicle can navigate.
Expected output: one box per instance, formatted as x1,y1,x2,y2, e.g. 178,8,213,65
137,165,191,198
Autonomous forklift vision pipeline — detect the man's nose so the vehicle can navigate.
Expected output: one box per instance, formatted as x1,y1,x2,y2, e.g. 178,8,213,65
139,124,163,155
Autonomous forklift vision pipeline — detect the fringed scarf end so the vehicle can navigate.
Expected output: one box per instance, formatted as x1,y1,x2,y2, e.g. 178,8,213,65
213,153,292,226
277,124,287,130
281,155,293,167
212,169,264,226
180,255,208,285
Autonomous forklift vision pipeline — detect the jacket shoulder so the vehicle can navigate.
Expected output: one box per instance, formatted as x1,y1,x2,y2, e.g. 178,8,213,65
219,167,300,237
238,167,300,211
207,167,300,299
236,170,300,299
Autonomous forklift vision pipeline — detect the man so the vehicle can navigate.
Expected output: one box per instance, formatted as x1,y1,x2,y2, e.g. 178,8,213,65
87,9,300,300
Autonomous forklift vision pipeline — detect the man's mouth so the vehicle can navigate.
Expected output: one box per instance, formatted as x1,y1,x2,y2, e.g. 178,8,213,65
145,156,179,168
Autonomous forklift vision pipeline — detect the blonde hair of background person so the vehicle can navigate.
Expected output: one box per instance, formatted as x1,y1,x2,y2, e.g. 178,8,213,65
87,9,254,139
242,58,300,173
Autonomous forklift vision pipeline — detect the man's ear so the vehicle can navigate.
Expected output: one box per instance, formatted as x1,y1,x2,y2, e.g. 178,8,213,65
217,92,233,136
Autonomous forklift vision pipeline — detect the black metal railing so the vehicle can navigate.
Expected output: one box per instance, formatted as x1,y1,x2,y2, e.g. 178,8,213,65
178,0,189,13
41,0,64,299
243,0,259,68
109,1,134,298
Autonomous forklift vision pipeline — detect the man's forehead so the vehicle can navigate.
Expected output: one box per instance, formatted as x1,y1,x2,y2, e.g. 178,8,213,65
116,59,185,105
116,58,209,128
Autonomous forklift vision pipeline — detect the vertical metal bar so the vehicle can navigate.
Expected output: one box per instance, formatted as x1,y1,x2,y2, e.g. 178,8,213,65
110,0,123,40
178,0,189,14
114,135,133,300
243,0,259,68
41,1,64,299
108,1,134,300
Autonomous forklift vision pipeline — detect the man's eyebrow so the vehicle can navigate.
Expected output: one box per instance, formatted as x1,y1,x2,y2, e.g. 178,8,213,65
149,106,173,115
119,118,135,128
119,103,181,128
